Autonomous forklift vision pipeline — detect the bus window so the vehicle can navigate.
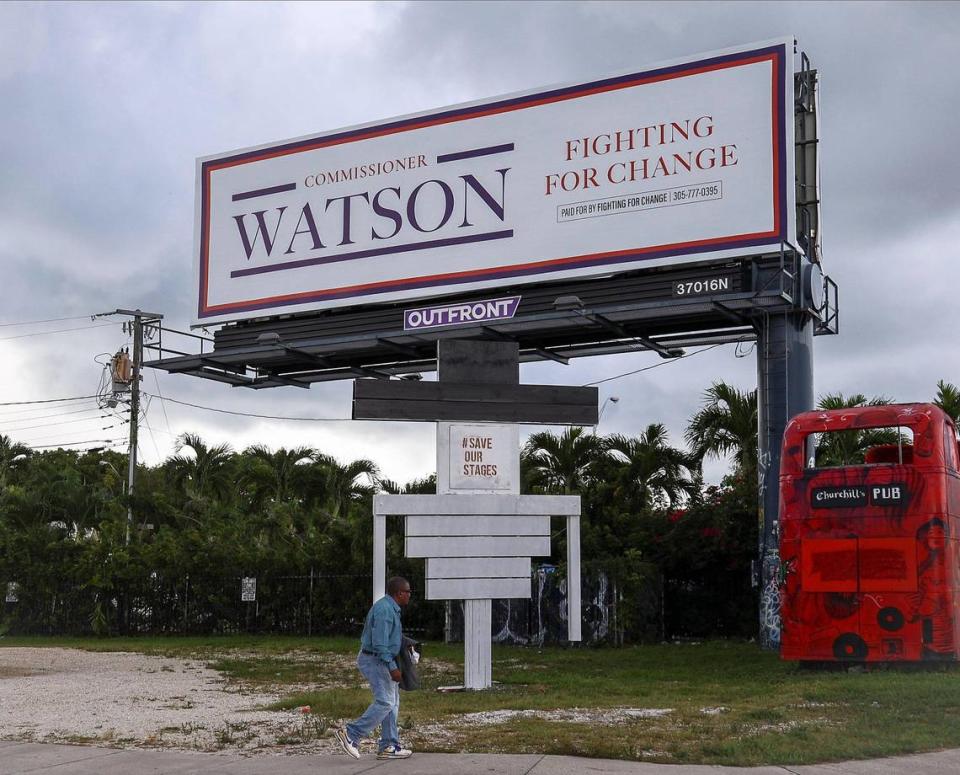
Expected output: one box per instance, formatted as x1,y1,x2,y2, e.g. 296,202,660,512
808,426,915,469
945,423,958,471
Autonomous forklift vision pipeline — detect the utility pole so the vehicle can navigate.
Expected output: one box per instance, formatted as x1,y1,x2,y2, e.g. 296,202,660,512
95,309,163,544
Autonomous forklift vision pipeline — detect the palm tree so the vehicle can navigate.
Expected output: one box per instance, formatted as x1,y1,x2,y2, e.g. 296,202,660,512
685,382,758,475
817,392,893,411
605,425,698,511
935,380,960,423
521,427,603,494
813,393,897,466
5,448,99,536
305,453,380,519
379,475,436,495
167,432,235,503
238,444,315,507
0,434,31,490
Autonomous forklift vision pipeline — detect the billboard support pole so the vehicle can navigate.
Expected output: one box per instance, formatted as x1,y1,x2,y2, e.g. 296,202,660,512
436,339,520,689
756,295,814,650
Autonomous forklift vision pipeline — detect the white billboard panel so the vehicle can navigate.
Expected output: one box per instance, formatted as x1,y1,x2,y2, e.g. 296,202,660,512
194,38,795,325
405,536,551,558
425,577,530,601
426,557,531,578
406,515,549,537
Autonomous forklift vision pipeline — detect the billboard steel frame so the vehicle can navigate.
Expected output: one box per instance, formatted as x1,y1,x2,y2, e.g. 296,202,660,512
147,250,834,389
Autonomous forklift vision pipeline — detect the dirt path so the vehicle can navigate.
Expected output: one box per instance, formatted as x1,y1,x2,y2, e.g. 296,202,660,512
0,647,337,755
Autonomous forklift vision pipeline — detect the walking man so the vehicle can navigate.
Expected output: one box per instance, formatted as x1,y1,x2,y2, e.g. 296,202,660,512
336,576,413,759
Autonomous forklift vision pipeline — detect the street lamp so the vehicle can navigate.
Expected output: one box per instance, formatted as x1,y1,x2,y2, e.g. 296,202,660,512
594,396,620,435
99,459,124,483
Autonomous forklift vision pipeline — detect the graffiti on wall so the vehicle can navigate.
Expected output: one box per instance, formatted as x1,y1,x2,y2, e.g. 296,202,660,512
759,553,781,648
447,567,616,646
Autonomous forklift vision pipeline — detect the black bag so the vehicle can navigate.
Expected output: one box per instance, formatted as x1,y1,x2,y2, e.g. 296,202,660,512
395,635,421,691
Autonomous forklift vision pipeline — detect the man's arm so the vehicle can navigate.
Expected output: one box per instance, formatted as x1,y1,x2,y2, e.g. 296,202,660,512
370,604,399,672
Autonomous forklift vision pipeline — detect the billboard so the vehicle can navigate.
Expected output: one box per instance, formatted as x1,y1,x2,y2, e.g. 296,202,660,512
194,38,795,325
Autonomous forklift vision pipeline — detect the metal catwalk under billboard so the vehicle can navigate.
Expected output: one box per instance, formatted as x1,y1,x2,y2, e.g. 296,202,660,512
193,37,795,325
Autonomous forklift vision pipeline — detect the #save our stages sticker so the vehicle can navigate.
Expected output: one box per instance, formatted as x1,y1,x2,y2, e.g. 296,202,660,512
448,425,517,491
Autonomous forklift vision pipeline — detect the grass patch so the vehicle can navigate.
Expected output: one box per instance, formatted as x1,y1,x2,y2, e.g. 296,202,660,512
3,636,960,765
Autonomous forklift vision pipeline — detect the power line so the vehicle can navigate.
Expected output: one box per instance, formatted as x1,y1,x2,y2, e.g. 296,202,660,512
0,406,102,424
29,438,125,450
582,342,727,387
14,425,120,444
0,315,95,329
140,403,162,460
0,400,99,419
138,418,179,438
0,322,116,341
145,393,347,422
1,414,110,433
0,394,99,407
152,369,174,438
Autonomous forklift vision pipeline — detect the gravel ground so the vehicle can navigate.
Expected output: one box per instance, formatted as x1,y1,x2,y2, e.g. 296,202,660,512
0,647,703,759
0,647,340,755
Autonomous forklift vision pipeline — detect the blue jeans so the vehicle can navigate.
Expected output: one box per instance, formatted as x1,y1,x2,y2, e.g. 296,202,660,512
346,651,400,750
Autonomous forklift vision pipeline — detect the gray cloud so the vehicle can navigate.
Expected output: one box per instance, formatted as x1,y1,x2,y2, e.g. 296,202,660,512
1,1,957,484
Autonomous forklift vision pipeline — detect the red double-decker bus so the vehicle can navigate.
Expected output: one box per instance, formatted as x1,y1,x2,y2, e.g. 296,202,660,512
779,403,960,662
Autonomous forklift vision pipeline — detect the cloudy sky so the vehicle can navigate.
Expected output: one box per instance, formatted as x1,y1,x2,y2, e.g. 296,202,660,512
1,1,957,485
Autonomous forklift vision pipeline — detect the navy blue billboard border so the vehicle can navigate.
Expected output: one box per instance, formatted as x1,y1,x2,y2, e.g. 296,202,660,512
198,43,789,319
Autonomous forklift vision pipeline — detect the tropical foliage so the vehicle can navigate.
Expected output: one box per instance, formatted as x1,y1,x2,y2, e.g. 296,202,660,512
521,427,603,494
810,393,898,467
684,382,758,478
602,425,698,511
935,380,960,423
0,379,953,640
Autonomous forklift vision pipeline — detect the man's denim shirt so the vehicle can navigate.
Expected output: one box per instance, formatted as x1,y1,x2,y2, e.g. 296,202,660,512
360,594,402,671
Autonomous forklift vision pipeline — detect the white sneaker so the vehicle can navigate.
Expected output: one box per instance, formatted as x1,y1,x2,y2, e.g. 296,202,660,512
335,727,360,759
377,744,413,759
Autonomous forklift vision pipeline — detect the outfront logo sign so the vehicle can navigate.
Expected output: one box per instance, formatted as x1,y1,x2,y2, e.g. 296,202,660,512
194,38,795,324
403,296,521,331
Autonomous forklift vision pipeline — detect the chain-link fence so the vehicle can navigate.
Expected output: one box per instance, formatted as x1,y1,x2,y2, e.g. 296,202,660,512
2,565,665,643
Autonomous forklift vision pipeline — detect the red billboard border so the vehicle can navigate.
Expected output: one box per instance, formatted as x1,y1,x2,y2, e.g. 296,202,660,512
197,43,788,320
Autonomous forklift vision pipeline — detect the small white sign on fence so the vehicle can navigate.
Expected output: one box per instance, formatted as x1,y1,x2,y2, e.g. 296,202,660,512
241,577,257,602
5,582,19,603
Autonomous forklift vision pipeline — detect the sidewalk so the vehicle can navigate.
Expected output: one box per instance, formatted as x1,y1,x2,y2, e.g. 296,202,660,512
2,741,959,775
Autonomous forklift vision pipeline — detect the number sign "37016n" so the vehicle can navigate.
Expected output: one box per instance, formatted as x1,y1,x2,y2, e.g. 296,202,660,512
673,276,732,297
